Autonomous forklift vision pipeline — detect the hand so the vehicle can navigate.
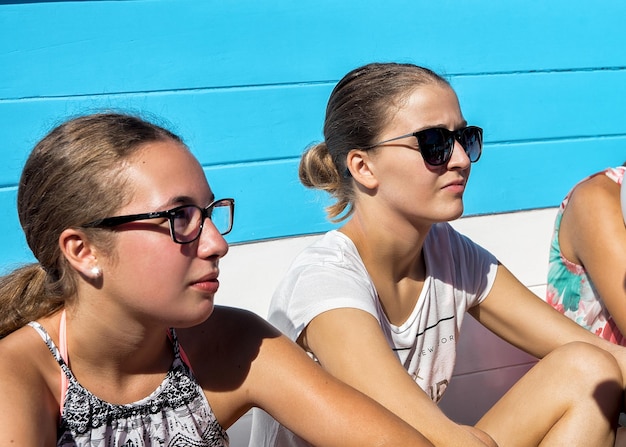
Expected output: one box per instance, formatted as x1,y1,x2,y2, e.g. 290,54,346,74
462,425,499,447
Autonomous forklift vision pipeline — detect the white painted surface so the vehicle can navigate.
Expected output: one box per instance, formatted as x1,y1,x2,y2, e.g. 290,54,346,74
218,234,323,317
222,208,558,444
218,208,557,317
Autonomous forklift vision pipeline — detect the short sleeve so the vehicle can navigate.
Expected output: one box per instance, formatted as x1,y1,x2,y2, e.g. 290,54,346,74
268,231,380,341
425,223,498,311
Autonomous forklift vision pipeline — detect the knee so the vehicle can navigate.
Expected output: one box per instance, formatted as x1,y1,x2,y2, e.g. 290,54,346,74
548,342,623,387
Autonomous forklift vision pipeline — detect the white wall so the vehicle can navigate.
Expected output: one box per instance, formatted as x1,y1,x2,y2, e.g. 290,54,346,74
218,208,556,318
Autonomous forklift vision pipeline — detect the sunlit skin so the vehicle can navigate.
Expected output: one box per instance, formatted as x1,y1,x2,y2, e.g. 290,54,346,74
0,137,435,446
89,141,228,331
39,140,229,405
558,172,626,338
300,83,626,446
340,85,472,324
352,84,470,234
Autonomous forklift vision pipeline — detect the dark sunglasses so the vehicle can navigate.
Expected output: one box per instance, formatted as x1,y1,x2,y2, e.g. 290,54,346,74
362,126,483,166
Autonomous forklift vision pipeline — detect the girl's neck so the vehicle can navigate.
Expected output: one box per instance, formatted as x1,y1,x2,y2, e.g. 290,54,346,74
340,213,431,325
57,303,174,403
341,212,430,281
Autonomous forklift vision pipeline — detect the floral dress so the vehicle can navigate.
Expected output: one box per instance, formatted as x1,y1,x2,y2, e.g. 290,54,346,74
545,166,625,345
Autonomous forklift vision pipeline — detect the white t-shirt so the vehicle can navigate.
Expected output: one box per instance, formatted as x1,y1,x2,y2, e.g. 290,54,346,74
250,223,498,447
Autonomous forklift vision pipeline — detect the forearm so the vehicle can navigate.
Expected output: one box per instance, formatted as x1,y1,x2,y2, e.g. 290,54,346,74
314,374,498,447
367,384,498,447
249,333,435,447
320,352,498,446
305,309,498,446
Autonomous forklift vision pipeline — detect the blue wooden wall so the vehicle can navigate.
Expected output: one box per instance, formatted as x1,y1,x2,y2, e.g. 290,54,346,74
1,0,625,271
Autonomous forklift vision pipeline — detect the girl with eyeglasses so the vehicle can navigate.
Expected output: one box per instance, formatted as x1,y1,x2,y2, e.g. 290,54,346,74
250,62,626,446
0,113,435,447
544,162,626,344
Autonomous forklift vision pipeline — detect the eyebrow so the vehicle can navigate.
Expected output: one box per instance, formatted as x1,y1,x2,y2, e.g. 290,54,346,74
166,194,215,208
419,121,468,131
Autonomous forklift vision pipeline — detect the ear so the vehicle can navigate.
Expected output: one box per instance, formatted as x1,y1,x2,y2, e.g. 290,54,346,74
346,149,379,190
58,228,101,279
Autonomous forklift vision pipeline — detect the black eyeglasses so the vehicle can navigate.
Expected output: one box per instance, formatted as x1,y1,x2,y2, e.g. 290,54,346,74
83,198,235,244
361,126,483,166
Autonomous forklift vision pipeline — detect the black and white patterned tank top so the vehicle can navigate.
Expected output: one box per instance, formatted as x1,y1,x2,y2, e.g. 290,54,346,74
29,318,229,446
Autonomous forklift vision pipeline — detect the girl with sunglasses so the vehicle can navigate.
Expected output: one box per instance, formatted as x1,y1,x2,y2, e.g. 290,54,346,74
544,162,626,344
0,113,435,447
251,63,626,446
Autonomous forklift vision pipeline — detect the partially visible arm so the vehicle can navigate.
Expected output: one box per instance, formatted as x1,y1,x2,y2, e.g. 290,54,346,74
559,174,626,336
299,308,497,446
470,264,626,384
188,307,435,447
247,322,436,447
0,338,57,446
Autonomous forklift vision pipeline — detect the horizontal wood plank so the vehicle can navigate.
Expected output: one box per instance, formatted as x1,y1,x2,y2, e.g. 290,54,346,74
1,69,625,183
2,0,626,98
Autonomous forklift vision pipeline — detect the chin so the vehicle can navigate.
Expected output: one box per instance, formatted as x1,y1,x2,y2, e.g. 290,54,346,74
174,303,215,329
449,209,464,221
440,204,464,222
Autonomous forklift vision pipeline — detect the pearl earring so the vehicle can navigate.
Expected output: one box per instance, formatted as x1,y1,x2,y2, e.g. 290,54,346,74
91,266,101,278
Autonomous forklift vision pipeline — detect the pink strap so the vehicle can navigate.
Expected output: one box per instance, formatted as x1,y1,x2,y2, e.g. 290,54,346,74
58,310,69,416
178,344,194,374
605,166,624,185
167,329,195,375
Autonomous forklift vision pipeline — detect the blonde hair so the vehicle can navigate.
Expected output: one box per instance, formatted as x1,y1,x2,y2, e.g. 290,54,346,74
0,113,182,337
299,62,450,221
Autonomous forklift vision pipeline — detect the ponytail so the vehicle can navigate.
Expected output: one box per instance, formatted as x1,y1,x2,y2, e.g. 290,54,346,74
0,264,63,338
299,142,354,222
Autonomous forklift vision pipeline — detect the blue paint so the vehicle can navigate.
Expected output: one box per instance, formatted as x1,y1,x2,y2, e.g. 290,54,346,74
1,0,625,271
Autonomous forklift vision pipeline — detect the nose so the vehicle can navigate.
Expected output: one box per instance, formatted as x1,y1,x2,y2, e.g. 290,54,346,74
197,219,229,259
448,139,471,169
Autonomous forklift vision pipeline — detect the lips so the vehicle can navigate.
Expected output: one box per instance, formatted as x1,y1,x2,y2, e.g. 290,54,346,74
446,175,466,185
440,177,467,196
447,180,464,186
443,178,466,188
190,271,220,293
194,271,219,283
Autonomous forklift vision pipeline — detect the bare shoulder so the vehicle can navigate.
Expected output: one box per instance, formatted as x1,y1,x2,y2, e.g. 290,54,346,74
568,173,620,215
565,172,623,232
176,306,283,388
0,324,54,384
178,305,279,353
0,325,59,441
205,305,277,333
176,306,298,426
561,173,622,257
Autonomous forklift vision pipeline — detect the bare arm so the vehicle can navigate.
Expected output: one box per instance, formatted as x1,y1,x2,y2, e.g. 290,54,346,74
186,306,434,447
300,308,497,446
0,336,57,446
249,325,435,446
560,175,626,336
471,264,626,384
